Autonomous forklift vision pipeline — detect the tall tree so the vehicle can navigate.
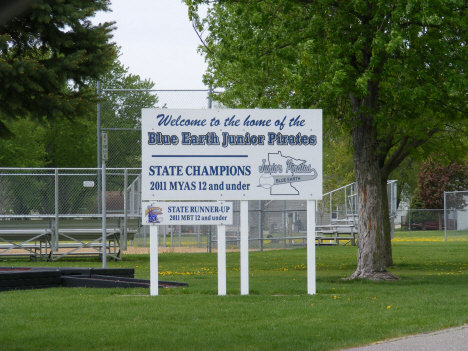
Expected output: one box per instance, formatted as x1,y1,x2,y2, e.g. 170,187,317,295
323,129,355,194
186,0,468,280
0,0,116,137
43,114,97,167
0,49,159,168
0,117,48,167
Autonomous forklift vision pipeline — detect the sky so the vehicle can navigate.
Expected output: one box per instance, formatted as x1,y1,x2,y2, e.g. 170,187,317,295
92,0,208,90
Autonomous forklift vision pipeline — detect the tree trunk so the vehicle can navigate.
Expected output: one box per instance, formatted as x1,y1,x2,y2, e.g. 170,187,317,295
347,116,398,281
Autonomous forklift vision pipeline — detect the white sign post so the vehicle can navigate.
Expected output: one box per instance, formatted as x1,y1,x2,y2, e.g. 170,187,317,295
307,200,316,295
143,201,233,296
217,224,227,295
150,225,158,296
141,109,322,296
240,201,249,295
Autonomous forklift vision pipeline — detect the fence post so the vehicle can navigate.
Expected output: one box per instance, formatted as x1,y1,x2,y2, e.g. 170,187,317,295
208,226,212,253
179,225,182,246
101,131,108,268
54,168,59,252
282,201,287,248
170,225,173,246
344,186,347,219
208,86,212,109
123,168,128,250
97,81,101,214
409,209,411,237
259,200,263,251
444,191,447,242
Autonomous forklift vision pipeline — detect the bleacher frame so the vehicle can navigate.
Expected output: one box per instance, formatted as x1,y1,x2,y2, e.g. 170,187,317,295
0,217,141,261
316,180,397,246
0,167,143,261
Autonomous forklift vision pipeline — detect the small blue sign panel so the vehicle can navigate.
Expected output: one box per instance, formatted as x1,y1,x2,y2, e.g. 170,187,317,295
143,202,233,225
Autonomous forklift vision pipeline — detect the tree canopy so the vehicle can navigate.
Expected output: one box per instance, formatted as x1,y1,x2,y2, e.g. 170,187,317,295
0,0,116,137
418,156,468,210
0,48,159,168
186,0,468,280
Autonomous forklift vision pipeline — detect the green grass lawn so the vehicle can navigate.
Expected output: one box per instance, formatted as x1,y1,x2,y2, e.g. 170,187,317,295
1,230,468,350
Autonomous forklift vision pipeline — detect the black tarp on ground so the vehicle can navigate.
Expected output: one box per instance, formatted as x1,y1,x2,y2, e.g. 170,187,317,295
0,269,62,291
0,267,187,291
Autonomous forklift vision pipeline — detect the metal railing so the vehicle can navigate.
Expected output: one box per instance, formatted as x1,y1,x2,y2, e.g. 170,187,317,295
97,88,215,169
0,175,399,254
318,180,397,226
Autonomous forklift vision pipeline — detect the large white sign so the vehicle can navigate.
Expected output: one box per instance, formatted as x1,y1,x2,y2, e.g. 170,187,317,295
141,109,322,201
142,201,233,225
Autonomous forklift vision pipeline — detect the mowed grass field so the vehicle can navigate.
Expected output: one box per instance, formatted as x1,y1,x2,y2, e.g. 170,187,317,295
1,230,468,351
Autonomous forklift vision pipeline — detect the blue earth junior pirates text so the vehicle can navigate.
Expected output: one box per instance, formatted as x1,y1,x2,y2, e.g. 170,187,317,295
147,132,317,147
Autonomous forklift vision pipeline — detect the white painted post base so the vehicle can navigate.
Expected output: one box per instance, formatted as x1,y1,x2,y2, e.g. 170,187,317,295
217,224,226,295
240,200,249,295
307,200,316,295
150,225,159,296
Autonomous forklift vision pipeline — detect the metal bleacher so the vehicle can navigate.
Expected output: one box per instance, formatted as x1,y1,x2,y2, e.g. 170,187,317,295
0,168,143,261
316,180,397,246
0,217,141,261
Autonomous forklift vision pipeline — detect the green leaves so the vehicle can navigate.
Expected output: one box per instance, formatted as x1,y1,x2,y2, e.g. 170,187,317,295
0,0,117,128
418,156,468,209
190,0,468,173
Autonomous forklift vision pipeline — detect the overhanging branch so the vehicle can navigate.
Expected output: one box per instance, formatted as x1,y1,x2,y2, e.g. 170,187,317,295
381,129,439,178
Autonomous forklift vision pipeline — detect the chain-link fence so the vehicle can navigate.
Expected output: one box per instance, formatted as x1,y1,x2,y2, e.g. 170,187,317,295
98,89,213,168
131,200,308,253
0,168,141,218
394,207,467,242
444,191,468,241
0,168,142,259
397,209,446,231
0,168,311,255
393,191,468,242
128,181,396,253
0,167,402,256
